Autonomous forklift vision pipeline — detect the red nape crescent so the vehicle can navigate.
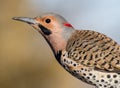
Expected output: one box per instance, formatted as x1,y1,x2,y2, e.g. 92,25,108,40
64,23,73,28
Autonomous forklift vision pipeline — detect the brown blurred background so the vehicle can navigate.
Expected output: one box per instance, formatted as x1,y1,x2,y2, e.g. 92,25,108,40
0,0,120,88
0,0,91,88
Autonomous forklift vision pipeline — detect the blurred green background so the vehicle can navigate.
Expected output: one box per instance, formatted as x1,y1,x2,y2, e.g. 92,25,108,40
0,0,120,88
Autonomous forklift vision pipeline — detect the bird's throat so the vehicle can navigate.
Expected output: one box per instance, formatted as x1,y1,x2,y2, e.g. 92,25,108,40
43,33,67,58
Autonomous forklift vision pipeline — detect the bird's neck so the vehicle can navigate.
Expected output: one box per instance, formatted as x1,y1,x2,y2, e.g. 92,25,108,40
45,29,75,56
46,33,67,54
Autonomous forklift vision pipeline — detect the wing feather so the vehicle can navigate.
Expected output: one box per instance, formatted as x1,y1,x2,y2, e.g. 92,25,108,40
66,30,120,72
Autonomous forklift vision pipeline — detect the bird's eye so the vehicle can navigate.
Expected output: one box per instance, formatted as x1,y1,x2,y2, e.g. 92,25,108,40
45,18,51,23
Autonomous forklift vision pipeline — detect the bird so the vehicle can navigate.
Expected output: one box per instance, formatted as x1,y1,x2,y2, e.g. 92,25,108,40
13,13,120,88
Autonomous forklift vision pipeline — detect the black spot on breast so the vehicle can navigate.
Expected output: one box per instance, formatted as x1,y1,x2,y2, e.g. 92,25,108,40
64,59,66,62
73,70,76,73
81,68,84,70
107,75,111,78
93,75,96,79
73,63,76,66
114,80,118,83
87,76,90,79
83,73,86,76
70,61,73,64
104,85,107,87
99,84,102,86
89,73,92,76
96,80,99,82
101,79,104,82
113,75,117,78
110,86,114,88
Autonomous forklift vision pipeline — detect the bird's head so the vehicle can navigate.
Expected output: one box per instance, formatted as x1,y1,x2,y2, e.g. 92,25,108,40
13,13,75,55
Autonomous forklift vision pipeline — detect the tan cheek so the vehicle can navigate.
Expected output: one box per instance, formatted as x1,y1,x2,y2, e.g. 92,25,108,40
35,19,61,33
50,23,61,32
35,18,52,28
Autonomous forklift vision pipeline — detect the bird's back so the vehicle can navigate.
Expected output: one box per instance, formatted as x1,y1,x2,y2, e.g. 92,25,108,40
66,30,120,72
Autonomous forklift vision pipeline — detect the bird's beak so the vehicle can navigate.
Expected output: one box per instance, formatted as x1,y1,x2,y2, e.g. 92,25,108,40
12,17,42,33
13,17,52,35
12,17,37,24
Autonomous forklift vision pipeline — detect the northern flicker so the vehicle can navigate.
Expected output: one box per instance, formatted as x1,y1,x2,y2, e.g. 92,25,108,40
13,13,120,88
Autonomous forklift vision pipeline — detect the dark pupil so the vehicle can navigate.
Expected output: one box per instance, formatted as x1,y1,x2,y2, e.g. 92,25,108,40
45,19,51,23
